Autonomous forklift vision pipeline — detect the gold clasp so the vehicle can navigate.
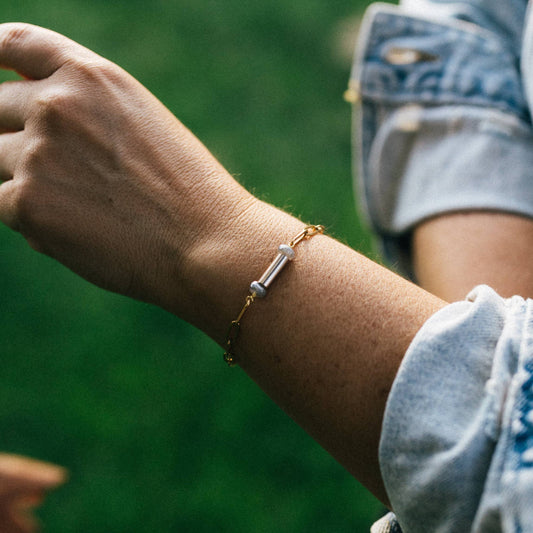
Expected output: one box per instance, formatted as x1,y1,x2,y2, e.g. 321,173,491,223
289,224,325,247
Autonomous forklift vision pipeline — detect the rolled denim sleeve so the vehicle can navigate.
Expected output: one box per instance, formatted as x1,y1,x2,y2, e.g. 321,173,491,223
380,286,533,532
350,1,533,275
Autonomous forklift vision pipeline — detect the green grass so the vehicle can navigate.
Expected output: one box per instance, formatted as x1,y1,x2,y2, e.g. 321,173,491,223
0,0,385,530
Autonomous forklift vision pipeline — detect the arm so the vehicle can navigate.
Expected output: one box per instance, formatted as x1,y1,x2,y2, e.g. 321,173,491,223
398,1,533,300
350,2,533,528
413,211,533,301
0,23,445,503
352,1,533,297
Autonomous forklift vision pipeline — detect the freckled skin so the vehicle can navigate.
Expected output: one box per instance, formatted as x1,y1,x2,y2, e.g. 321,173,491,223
0,23,449,506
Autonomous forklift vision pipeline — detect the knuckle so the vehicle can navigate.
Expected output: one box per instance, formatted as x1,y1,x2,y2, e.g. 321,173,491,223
85,62,128,95
21,137,49,172
66,54,123,83
14,180,51,241
34,86,76,123
11,179,35,228
0,23,33,53
32,59,125,124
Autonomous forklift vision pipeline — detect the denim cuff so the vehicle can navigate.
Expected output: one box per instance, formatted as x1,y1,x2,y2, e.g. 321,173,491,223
350,3,532,275
380,286,533,532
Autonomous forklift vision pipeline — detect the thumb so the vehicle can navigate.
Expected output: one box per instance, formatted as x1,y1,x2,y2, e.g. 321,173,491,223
0,23,92,80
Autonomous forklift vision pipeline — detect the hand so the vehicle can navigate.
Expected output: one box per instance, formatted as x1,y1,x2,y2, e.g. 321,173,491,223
0,23,254,315
0,453,66,533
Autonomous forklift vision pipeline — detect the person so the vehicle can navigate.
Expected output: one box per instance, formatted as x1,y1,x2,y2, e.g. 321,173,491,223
0,19,446,507
0,453,65,533
353,0,533,530
0,0,531,530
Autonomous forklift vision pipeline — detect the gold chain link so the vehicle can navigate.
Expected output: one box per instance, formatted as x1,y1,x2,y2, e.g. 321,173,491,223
223,224,324,366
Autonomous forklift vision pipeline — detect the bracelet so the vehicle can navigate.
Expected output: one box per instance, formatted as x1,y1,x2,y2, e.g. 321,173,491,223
223,224,325,366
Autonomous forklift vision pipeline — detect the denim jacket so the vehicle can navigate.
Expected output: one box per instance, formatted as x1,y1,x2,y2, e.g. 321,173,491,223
350,1,533,532
350,0,533,277
378,286,533,532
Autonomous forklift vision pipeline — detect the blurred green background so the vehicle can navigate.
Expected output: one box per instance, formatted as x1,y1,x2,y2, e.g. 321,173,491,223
0,0,387,531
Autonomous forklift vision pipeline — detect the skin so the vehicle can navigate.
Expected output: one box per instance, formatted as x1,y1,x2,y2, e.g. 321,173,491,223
413,212,533,301
0,454,65,533
0,22,450,513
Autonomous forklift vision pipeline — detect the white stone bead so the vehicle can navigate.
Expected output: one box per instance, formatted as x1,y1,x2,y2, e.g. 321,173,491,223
278,244,295,260
250,281,267,298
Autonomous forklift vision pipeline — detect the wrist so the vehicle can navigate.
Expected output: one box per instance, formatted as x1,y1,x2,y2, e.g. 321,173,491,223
173,196,305,343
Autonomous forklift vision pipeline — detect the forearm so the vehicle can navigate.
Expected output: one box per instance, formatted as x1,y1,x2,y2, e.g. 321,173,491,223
413,212,533,301
395,1,533,301
177,197,445,502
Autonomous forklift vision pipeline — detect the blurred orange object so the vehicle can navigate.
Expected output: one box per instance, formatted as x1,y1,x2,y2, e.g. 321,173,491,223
0,454,66,532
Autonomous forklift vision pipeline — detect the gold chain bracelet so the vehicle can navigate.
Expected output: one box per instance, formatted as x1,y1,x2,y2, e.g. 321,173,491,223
223,224,324,366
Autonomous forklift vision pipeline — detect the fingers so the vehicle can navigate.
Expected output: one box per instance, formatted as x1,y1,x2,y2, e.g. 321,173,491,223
0,132,24,181
0,454,67,492
0,454,66,533
0,23,102,134
0,81,34,133
0,180,20,230
0,125,26,231
0,23,91,80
